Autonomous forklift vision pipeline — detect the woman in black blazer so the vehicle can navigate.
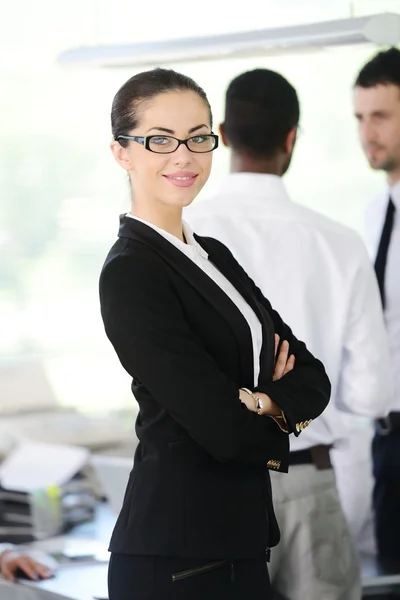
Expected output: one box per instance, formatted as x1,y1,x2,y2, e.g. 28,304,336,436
100,68,330,600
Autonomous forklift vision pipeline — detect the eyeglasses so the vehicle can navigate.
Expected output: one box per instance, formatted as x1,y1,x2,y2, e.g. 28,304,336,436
117,134,219,154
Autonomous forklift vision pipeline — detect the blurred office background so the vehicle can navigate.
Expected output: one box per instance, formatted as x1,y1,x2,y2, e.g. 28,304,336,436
0,0,397,422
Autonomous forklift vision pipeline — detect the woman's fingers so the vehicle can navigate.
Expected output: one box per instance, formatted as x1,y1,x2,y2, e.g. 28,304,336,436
273,340,290,381
283,354,295,375
274,334,280,358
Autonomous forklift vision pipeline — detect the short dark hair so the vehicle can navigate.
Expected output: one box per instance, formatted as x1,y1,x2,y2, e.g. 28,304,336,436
111,68,213,147
355,47,400,89
223,68,300,157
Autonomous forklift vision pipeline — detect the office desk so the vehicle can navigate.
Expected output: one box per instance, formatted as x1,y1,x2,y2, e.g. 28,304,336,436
3,504,400,600
21,563,109,600
15,503,115,600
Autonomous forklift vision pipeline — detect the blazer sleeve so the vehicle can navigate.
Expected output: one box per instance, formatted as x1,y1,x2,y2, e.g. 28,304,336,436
209,239,331,437
100,252,290,470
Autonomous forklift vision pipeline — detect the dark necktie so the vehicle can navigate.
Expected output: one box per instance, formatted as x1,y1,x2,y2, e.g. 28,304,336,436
374,197,395,309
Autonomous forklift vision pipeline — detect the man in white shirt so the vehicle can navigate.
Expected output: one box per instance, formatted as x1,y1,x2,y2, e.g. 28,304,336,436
354,47,400,562
188,68,392,600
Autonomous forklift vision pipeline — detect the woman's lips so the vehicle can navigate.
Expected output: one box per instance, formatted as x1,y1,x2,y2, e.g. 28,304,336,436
162,172,198,187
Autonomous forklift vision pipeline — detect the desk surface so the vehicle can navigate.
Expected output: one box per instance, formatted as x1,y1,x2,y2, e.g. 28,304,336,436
23,563,109,600
10,504,400,600
23,552,400,600
20,503,115,600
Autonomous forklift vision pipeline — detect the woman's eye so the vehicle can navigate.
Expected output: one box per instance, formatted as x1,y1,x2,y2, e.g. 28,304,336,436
151,136,170,145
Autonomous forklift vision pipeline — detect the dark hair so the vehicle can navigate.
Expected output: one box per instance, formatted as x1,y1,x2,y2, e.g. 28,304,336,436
223,68,300,157
355,47,400,89
111,68,213,147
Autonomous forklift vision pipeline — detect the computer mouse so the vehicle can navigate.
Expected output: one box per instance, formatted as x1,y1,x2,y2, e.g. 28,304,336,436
15,566,55,581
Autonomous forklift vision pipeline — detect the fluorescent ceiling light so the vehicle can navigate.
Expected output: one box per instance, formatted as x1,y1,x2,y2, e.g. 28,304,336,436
57,12,400,68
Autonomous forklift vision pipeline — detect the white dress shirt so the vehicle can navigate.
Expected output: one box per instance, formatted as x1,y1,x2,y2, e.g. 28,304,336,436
365,181,400,412
126,214,263,387
187,173,393,451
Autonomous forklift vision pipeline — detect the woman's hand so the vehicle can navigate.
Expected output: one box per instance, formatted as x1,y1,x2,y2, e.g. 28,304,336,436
239,388,258,411
239,334,295,416
0,549,55,582
239,388,281,416
273,334,295,381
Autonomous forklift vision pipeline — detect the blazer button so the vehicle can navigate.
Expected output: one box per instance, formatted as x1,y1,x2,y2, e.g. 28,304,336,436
266,459,281,470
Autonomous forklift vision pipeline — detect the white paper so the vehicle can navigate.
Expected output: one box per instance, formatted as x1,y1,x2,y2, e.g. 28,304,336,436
0,441,89,492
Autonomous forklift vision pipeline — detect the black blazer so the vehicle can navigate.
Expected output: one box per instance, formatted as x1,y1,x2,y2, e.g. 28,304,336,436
99,216,330,559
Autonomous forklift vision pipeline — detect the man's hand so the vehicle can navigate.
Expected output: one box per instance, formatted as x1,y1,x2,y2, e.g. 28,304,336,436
0,549,55,582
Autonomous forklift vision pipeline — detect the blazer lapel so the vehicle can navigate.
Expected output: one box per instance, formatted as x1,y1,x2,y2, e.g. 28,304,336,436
118,216,254,386
197,235,275,387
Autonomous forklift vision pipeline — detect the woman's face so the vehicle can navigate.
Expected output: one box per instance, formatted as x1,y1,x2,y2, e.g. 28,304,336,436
111,90,213,212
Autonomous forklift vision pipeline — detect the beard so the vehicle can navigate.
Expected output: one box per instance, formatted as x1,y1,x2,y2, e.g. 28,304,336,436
365,146,400,173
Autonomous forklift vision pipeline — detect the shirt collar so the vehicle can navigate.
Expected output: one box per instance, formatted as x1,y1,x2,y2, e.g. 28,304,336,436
182,221,209,258
126,214,208,260
214,172,291,204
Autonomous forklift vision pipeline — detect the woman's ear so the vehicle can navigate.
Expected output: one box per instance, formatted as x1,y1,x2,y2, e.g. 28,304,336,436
110,140,133,171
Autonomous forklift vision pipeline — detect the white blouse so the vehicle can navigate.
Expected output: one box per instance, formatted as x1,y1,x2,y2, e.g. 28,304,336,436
126,214,263,386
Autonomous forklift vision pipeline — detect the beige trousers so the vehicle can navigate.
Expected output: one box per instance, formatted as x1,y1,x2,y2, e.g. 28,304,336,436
269,465,361,600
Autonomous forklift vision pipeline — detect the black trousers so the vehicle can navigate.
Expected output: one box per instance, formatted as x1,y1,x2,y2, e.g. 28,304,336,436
372,428,400,558
108,553,272,600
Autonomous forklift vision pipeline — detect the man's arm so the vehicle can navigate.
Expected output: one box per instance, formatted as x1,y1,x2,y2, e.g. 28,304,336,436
337,240,393,417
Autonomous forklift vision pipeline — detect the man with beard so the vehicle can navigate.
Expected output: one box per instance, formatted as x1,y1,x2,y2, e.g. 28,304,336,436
354,47,400,563
188,68,392,600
